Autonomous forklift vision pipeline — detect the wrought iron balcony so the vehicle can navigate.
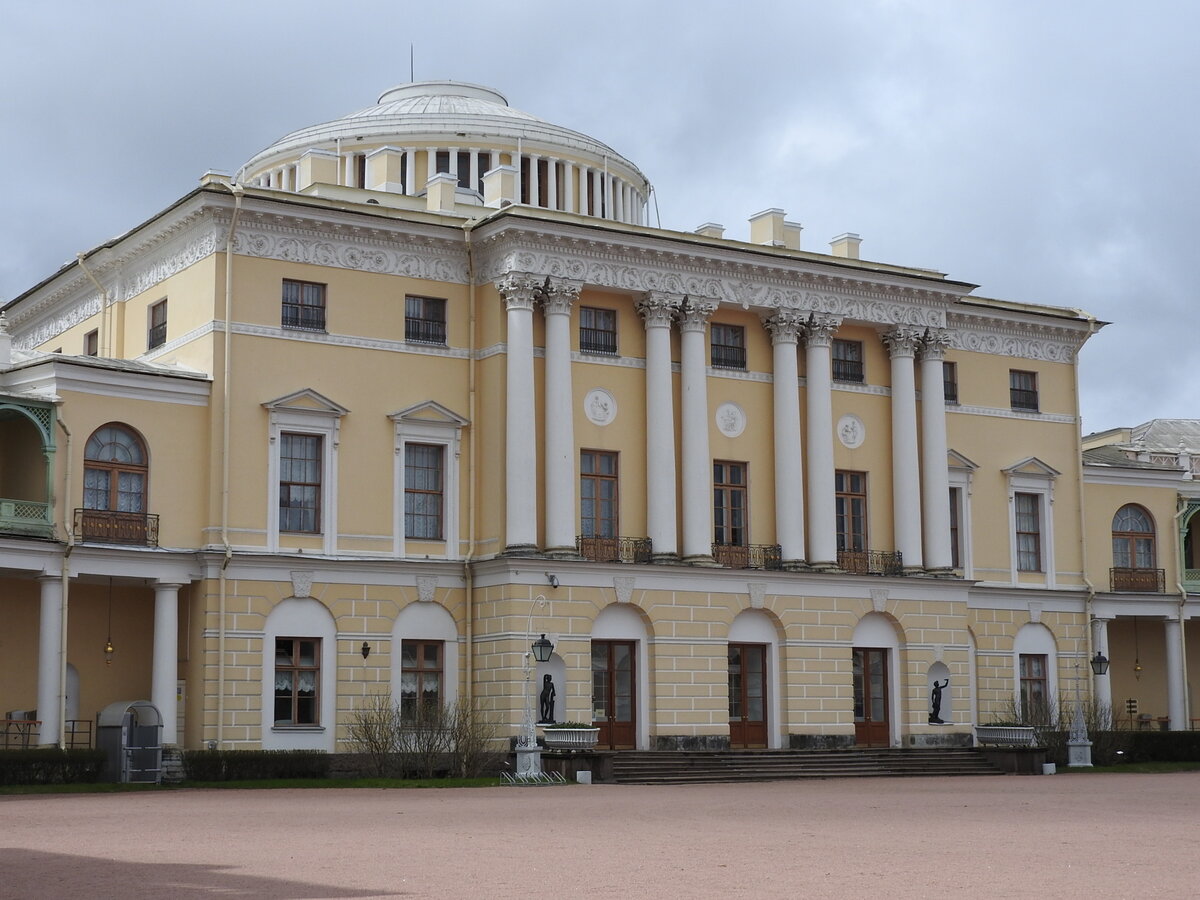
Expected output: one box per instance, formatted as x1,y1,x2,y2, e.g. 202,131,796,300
837,549,904,576
712,543,783,570
0,498,54,538
282,305,326,332
1110,567,1165,593
579,326,617,355
405,317,447,345
577,535,652,564
75,509,159,547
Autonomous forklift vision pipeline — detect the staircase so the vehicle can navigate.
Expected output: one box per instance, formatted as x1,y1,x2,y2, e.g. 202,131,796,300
610,748,1004,784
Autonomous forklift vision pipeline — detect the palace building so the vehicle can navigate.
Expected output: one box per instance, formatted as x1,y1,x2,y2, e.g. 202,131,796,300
1,81,1196,756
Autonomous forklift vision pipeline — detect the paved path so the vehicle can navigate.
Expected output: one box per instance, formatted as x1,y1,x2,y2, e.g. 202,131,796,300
3,773,1198,898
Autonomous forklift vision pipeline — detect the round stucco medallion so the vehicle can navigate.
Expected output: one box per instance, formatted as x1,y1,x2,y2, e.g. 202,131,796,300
837,414,866,449
716,402,747,438
584,388,617,426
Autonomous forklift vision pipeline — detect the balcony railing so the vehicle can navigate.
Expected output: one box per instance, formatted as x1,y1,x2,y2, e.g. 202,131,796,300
405,317,446,345
75,509,159,547
712,543,783,570
147,321,167,349
577,535,652,564
838,549,904,576
1110,567,1165,593
1187,569,1200,586
282,304,326,332
579,326,617,355
0,498,54,538
710,344,747,370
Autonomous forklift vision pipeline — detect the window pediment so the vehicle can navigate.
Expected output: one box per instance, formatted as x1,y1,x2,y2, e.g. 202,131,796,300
947,449,978,471
1002,457,1060,479
264,388,349,417
388,400,468,428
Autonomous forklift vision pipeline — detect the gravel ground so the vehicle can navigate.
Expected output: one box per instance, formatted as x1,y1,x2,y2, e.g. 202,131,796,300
2,773,1198,899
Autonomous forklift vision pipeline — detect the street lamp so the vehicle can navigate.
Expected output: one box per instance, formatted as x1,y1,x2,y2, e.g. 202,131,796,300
1090,651,1109,676
515,595,554,779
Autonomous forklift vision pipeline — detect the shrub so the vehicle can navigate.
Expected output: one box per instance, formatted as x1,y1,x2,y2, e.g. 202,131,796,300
0,749,105,785
181,749,329,782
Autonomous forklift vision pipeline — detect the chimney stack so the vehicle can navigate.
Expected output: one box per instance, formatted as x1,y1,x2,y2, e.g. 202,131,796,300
750,209,802,249
483,164,517,208
830,233,862,259
694,222,725,239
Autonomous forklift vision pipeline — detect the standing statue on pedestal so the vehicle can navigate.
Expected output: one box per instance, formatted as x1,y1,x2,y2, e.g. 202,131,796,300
929,678,950,724
539,673,556,724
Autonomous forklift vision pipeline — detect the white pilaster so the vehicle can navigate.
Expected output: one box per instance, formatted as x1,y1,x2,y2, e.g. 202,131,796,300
497,273,543,552
803,314,841,568
1091,617,1113,712
36,575,63,746
883,328,925,571
765,310,806,565
153,582,182,745
637,293,679,561
1165,617,1187,730
542,279,581,554
680,299,717,562
919,330,953,571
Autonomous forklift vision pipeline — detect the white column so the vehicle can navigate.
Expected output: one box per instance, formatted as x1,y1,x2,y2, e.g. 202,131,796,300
153,582,182,745
404,149,417,196
528,154,540,206
426,147,438,184
36,575,63,745
920,329,953,571
547,159,559,210
591,169,603,217
803,314,841,568
637,293,679,561
679,299,717,562
497,273,542,552
766,310,806,565
883,328,925,571
1091,617,1113,713
614,179,625,222
542,279,581,554
448,147,459,178
513,150,522,204
564,162,576,212
469,151,480,195
1165,617,1187,730
604,171,614,219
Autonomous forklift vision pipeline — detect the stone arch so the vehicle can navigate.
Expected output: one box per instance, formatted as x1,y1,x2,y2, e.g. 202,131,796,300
729,608,783,748
852,612,904,747
261,597,337,751
1013,621,1059,719
391,601,460,715
592,602,651,749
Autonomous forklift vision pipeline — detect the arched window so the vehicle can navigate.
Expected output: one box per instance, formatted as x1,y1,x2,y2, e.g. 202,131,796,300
84,424,147,512
1112,504,1155,569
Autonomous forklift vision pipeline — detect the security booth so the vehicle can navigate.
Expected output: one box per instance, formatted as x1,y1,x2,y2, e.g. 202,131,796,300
96,701,162,783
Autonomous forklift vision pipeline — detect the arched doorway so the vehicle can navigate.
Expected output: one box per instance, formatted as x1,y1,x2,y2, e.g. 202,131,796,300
591,603,649,750
852,613,902,747
728,610,780,749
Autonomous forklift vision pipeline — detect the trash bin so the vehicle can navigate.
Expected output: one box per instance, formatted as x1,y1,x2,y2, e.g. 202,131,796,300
96,701,163,783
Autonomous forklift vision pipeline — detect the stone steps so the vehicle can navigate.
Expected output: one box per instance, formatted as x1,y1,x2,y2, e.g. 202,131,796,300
610,748,1005,784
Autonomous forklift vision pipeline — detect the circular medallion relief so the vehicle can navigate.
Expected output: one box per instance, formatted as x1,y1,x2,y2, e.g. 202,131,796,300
716,402,747,438
837,414,866,449
584,388,617,426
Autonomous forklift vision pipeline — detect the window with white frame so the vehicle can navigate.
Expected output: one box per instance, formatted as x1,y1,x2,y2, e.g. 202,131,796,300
1003,458,1059,585
391,401,468,558
947,450,977,578
404,443,444,540
1014,493,1042,572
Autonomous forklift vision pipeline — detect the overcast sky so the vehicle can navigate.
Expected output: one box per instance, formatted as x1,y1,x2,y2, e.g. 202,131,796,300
2,1,1195,434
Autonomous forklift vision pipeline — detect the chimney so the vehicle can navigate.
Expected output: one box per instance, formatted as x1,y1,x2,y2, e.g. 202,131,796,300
365,147,405,193
483,164,517,208
695,222,725,239
782,220,802,251
749,208,787,246
425,172,459,212
830,233,862,259
297,149,340,191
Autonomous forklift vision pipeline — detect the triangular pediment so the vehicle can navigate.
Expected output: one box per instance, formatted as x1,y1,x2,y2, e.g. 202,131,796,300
263,388,350,416
389,400,468,427
947,449,979,470
1002,456,1060,478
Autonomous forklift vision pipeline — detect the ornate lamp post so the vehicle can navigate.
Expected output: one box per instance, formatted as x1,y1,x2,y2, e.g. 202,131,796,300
515,595,555,778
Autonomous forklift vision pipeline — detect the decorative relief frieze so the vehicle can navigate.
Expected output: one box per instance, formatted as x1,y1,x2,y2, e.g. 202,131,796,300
584,388,617,426
837,414,866,449
716,403,747,438
417,575,437,603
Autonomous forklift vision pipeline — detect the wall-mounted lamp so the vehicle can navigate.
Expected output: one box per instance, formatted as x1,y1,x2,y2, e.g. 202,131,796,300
546,572,559,590
1090,651,1110,676
361,641,371,660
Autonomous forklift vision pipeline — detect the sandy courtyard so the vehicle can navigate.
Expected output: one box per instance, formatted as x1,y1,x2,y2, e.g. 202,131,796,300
2,773,1198,899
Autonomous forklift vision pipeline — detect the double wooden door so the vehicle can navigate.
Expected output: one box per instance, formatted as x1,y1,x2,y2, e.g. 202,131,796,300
592,640,636,749
853,647,890,747
728,643,767,748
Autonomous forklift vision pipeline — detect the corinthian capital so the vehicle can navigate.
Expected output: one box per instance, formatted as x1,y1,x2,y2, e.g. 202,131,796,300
763,308,806,344
677,296,718,333
495,271,544,312
881,327,924,358
541,278,582,316
802,313,842,348
919,327,952,360
637,291,680,329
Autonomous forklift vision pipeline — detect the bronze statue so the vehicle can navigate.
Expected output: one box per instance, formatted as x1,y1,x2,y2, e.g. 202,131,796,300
539,673,556,724
929,678,949,724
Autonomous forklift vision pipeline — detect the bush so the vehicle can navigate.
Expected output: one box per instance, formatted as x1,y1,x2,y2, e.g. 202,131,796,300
181,749,329,782
1122,730,1200,764
0,749,105,785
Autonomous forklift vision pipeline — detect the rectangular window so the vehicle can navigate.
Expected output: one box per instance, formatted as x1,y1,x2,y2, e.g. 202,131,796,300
147,299,168,350
84,329,98,357
711,324,747,370
835,470,868,552
1015,492,1042,571
833,339,864,383
405,295,447,345
579,307,618,355
400,640,443,723
943,361,958,404
279,433,322,533
274,637,319,726
282,279,327,332
949,487,962,569
1010,370,1039,411
1019,653,1048,720
713,461,747,546
404,443,444,539
581,450,618,539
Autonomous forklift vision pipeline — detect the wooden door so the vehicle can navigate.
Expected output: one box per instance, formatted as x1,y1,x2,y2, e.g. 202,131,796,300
853,647,890,747
592,640,636,749
729,643,768,748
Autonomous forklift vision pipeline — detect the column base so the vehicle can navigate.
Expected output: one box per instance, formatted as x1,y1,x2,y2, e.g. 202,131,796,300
543,547,582,560
902,565,926,576
651,552,680,565
925,567,957,578
807,560,839,572
782,560,810,572
502,544,542,557
684,554,720,567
